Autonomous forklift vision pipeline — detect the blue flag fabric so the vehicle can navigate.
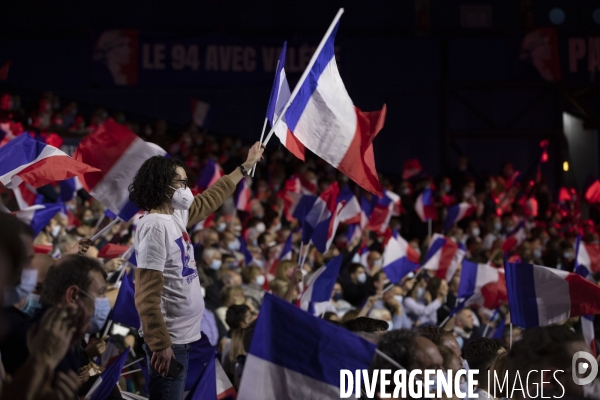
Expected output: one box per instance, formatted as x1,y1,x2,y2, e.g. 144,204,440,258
184,332,215,391
111,270,140,329
91,347,130,400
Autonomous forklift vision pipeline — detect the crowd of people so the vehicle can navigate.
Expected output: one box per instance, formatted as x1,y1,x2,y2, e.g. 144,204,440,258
0,91,600,400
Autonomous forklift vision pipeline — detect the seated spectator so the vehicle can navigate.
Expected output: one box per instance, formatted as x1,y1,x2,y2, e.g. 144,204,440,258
330,282,354,317
368,308,393,331
204,269,242,312
16,254,54,317
216,285,246,330
339,263,371,307
240,265,265,310
463,337,505,398
418,325,463,360
274,260,296,282
222,305,257,379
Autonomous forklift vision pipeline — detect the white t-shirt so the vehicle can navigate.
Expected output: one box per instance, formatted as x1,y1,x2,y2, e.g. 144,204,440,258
134,210,204,345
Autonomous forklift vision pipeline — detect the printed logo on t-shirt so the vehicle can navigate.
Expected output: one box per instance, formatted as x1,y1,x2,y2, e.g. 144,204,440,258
175,232,198,283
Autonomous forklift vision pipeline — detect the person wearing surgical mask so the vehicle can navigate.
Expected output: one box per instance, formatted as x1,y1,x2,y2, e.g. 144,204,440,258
16,254,55,317
0,255,108,379
220,231,240,254
483,215,503,250
128,143,263,399
330,282,354,318
366,251,383,274
339,264,371,307
199,248,223,288
240,265,265,311
404,276,446,326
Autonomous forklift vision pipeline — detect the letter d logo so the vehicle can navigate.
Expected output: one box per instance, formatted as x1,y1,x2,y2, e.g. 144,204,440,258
572,351,598,386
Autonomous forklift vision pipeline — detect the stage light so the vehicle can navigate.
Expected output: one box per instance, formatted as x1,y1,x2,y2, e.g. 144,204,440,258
563,161,569,172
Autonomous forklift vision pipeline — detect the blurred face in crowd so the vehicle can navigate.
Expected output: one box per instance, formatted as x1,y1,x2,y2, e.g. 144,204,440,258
203,229,219,248
456,309,474,332
413,337,444,371
441,334,462,359
331,283,343,301
373,272,389,293
221,231,237,252
203,250,222,270
350,266,367,285
367,251,382,270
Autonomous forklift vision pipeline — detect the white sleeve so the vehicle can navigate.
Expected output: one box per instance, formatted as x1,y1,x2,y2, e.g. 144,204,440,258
403,298,442,317
136,225,167,272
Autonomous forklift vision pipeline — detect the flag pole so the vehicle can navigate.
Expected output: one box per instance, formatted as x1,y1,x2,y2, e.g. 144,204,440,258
91,217,121,242
438,315,451,328
94,213,105,230
262,8,345,147
251,118,268,177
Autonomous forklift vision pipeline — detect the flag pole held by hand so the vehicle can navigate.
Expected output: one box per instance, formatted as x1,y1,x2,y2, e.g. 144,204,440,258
251,118,269,177
91,217,121,242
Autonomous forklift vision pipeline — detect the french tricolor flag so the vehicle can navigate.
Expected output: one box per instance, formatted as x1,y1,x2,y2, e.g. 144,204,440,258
196,159,224,192
239,237,254,266
422,233,466,281
267,42,305,161
238,293,376,400
575,235,600,280
453,260,507,313
336,185,362,225
502,221,526,254
367,190,400,234
506,262,600,329
306,182,344,253
347,196,376,243
268,231,294,276
281,13,386,197
235,177,252,212
73,119,167,222
382,229,420,284
444,202,476,231
0,133,97,189
13,204,63,236
58,177,83,202
415,187,436,222
300,255,343,314
13,182,42,210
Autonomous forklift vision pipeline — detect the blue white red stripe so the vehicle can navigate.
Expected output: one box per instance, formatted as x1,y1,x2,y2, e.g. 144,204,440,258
282,19,385,197
444,202,476,231
235,177,252,212
382,229,419,283
367,190,400,234
197,159,224,191
267,42,305,161
422,233,465,281
575,235,600,280
238,293,376,399
502,221,526,254
59,177,83,202
0,133,97,189
74,119,167,222
13,182,42,209
300,255,343,314
305,182,343,253
452,260,507,314
415,187,436,222
13,204,63,236
506,262,600,328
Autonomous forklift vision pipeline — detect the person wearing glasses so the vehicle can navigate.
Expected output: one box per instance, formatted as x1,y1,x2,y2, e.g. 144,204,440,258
128,142,264,400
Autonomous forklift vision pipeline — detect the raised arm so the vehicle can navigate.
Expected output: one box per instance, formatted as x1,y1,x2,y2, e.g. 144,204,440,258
187,142,264,228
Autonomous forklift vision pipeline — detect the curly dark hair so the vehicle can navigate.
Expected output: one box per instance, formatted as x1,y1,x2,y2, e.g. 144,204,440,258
371,329,419,372
128,156,185,211
418,325,454,345
343,316,388,333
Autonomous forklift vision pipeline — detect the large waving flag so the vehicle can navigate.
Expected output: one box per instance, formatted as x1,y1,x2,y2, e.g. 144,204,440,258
89,347,130,400
112,271,140,329
306,182,343,253
0,133,98,189
575,235,600,279
300,255,343,314
453,260,507,313
235,177,252,212
267,42,305,161
197,159,224,192
73,119,166,222
444,202,476,231
422,233,465,281
415,187,436,222
382,229,420,283
13,204,63,236
506,262,600,329
238,293,376,399
277,11,385,197
367,190,400,234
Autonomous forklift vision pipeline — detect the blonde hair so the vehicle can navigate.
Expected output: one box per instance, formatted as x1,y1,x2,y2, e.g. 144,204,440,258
269,279,289,298
275,260,295,281
219,285,245,307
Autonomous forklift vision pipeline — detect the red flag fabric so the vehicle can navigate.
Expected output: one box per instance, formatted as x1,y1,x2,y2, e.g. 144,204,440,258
98,244,130,259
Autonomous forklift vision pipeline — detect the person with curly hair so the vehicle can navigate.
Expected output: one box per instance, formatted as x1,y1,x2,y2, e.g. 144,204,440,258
129,142,263,400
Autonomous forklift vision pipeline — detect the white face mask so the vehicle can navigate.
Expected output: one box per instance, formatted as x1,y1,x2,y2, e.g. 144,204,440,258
228,238,240,251
352,253,360,264
51,225,61,237
210,259,222,270
79,289,111,334
217,222,227,232
4,269,38,307
169,186,194,210
255,275,266,286
394,295,403,304
373,259,383,267
471,227,480,237
357,272,367,284
256,222,266,233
